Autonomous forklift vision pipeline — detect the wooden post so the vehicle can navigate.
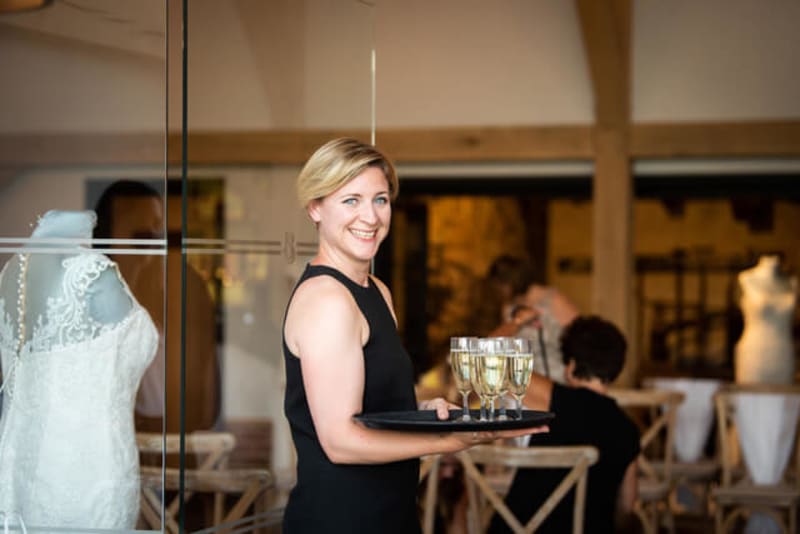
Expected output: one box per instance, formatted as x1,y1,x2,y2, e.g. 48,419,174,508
576,0,637,384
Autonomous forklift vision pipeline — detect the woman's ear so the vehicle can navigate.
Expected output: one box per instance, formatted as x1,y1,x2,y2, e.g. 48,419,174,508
307,200,322,225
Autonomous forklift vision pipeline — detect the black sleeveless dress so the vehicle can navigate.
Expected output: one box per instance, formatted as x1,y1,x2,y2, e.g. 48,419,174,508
282,264,421,534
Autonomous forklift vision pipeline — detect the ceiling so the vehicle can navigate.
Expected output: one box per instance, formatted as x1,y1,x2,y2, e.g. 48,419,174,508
0,0,165,58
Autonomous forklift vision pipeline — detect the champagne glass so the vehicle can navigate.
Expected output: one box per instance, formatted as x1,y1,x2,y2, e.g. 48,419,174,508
475,337,508,421
494,337,513,420
507,337,534,419
450,336,477,421
470,350,487,421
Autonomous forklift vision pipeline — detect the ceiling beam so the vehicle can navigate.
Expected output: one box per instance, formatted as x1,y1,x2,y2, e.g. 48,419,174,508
632,121,800,158
1,121,800,167
0,126,594,166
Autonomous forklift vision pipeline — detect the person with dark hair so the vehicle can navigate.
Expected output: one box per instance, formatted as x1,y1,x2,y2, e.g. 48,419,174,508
93,179,219,434
489,315,641,534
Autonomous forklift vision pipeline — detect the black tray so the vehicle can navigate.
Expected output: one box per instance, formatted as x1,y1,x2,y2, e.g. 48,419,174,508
354,409,554,432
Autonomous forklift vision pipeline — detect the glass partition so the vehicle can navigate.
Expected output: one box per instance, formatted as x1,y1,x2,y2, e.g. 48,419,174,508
0,1,168,532
180,0,376,531
0,0,377,531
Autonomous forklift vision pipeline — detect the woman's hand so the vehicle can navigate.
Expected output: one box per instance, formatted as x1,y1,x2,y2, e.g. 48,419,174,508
418,397,459,420
453,425,550,446
510,304,539,328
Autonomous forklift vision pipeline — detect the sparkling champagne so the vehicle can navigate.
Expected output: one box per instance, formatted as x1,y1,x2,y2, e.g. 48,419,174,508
507,353,534,395
476,354,507,396
450,350,472,392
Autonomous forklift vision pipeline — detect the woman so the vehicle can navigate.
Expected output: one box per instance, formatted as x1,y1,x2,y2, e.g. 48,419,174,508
481,254,579,382
282,138,545,533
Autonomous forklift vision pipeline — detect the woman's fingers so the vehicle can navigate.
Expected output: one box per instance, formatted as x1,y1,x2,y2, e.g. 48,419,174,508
420,397,457,420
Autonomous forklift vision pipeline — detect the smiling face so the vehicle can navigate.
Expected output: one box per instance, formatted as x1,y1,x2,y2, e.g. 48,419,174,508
308,166,391,272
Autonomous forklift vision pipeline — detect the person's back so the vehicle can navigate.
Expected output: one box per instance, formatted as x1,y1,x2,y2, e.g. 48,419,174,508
489,316,640,534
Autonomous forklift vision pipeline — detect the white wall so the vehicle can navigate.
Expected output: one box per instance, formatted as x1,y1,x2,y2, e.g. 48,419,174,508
633,0,800,121
2,0,799,134
0,24,164,134
374,0,592,126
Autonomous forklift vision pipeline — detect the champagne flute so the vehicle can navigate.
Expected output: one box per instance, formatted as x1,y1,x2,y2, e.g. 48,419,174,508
475,337,507,421
494,337,513,420
470,349,487,421
450,336,477,421
507,337,534,419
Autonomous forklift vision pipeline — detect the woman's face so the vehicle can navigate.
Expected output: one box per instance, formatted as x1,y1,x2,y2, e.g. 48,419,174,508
309,166,392,265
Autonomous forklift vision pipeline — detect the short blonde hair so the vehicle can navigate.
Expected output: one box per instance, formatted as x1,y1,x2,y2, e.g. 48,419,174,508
296,138,399,209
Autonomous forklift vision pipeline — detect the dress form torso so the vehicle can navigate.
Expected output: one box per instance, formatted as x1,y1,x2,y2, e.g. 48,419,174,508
734,255,797,384
0,210,159,529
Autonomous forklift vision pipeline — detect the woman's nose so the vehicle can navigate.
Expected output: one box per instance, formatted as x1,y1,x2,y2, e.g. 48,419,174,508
359,203,379,223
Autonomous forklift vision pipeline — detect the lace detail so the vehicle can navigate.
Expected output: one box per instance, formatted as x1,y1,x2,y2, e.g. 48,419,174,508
29,254,116,354
0,252,158,529
0,299,18,400
0,299,13,355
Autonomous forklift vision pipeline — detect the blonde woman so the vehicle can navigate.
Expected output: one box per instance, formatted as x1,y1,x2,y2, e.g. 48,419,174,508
282,138,547,533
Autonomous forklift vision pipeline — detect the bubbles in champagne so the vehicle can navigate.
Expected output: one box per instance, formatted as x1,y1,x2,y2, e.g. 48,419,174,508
476,354,507,396
507,353,534,395
450,350,472,392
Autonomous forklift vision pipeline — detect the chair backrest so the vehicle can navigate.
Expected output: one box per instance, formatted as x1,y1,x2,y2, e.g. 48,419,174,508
419,454,443,534
714,384,800,488
459,444,598,534
137,431,273,534
608,387,684,486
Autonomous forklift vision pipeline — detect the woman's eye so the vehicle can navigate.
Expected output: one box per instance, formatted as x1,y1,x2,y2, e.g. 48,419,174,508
375,196,389,205
343,198,358,206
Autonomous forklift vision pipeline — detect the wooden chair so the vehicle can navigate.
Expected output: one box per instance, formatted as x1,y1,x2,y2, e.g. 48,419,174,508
419,454,443,534
458,444,598,534
609,387,685,534
137,431,275,533
643,377,723,515
710,384,800,534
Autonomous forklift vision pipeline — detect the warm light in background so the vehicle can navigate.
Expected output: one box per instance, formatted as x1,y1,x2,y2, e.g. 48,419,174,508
0,0,51,15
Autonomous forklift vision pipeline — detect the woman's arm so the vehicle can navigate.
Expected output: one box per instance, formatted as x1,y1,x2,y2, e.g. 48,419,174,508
285,276,546,465
616,459,638,513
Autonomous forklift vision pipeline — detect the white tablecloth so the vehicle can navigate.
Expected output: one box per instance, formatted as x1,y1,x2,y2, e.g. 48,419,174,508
734,392,800,485
648,377,722,462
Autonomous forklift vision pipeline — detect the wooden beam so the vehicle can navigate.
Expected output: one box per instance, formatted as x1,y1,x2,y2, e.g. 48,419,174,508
631,121,800,158
2,121,800,167
576,0,630,129
576,0,637,384
377,126,593,162
0,126,593,166
0,132,166,166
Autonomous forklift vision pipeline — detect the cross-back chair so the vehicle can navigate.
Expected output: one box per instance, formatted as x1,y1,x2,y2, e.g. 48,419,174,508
643,377,723,516
458,444,598,534
419,454,443,534
609,387,685,534
711,384,800,534
137,431,274,533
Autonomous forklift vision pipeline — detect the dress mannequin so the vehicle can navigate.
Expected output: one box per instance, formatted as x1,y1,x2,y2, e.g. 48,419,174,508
734,255,797,384
0,210,158,529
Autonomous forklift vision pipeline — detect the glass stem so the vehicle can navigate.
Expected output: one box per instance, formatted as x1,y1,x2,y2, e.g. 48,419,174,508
488,396,496,421
461,391,471,421
516,396,523,419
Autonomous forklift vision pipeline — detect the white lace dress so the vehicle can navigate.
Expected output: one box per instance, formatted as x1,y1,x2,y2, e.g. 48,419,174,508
0,251,158,529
